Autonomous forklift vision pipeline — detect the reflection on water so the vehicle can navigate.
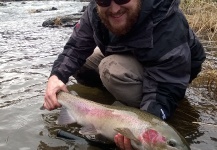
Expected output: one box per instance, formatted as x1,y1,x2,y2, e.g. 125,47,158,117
0,1,216,150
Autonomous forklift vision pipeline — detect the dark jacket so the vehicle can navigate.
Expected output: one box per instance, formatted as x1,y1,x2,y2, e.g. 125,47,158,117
51,0,206,119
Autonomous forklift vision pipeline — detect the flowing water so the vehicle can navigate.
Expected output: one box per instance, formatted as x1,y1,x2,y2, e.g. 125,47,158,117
0,1,216,150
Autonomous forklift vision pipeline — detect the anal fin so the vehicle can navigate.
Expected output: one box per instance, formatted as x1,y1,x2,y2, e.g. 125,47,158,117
79,125,98,135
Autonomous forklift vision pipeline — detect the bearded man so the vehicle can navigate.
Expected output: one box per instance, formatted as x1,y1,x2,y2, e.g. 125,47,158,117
44,0,205,149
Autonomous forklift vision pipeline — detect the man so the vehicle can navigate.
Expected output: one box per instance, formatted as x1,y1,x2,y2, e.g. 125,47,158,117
44,0,206,149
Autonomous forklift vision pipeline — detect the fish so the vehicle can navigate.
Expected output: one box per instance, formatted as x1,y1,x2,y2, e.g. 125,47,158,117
56,91,191,150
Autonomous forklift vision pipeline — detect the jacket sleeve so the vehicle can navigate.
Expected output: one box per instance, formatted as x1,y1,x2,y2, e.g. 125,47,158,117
50,7,97,83
189,29,206,83
140,43,192,120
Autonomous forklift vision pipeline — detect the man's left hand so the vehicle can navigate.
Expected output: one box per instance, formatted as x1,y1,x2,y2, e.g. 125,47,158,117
114,133,134,150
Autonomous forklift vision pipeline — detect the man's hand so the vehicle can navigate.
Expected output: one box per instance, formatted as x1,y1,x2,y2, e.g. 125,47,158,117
114,133,134,150
44,75,68,110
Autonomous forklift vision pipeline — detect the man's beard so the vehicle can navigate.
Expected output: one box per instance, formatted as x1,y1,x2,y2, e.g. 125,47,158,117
97,3,141,36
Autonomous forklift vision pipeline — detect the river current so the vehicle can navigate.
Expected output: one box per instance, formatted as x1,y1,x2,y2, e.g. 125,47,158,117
0,1,216,150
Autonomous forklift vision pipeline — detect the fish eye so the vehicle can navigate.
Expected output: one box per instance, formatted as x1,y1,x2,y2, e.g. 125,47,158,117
167,139,177,147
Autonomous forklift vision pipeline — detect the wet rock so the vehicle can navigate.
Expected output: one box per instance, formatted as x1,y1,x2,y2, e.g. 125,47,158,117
0,2,6,6
80,5,87,12
42,6,87,28
50,7,58,10
42,13,83,28
29,7,58,13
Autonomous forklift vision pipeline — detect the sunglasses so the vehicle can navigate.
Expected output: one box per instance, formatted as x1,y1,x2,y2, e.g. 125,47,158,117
95,0,131,7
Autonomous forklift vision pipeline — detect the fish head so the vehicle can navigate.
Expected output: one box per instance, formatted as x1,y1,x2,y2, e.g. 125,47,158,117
134,128,190,150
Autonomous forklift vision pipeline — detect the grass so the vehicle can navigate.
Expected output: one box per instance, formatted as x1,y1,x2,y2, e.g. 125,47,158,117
191,62,217,100
181,0,217,99
181,0,217,43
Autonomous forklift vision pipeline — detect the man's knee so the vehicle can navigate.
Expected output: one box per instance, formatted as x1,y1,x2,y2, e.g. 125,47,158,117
84,47,104,72
99,54,143,107
73,47,104,87
99,54,143,83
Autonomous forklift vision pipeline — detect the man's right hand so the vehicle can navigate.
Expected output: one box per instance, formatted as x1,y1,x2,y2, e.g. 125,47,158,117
44,75,69,110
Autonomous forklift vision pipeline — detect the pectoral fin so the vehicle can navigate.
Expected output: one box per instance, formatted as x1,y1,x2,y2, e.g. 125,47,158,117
114,128,140,144
57,107,76,125
79,125,98,135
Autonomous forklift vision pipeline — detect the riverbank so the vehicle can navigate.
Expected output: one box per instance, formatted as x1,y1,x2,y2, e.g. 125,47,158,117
181,0,217,100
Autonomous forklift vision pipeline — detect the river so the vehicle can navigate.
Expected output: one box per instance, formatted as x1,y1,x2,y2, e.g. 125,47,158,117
0,1,216,150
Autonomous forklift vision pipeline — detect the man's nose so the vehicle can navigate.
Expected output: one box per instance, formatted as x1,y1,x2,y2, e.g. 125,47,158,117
109,0,121,13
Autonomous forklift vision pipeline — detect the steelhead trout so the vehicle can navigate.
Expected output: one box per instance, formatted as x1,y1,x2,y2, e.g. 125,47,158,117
57,91,190,150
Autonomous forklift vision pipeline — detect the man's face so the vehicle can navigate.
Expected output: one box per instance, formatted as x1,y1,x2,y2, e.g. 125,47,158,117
97,0,141,36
